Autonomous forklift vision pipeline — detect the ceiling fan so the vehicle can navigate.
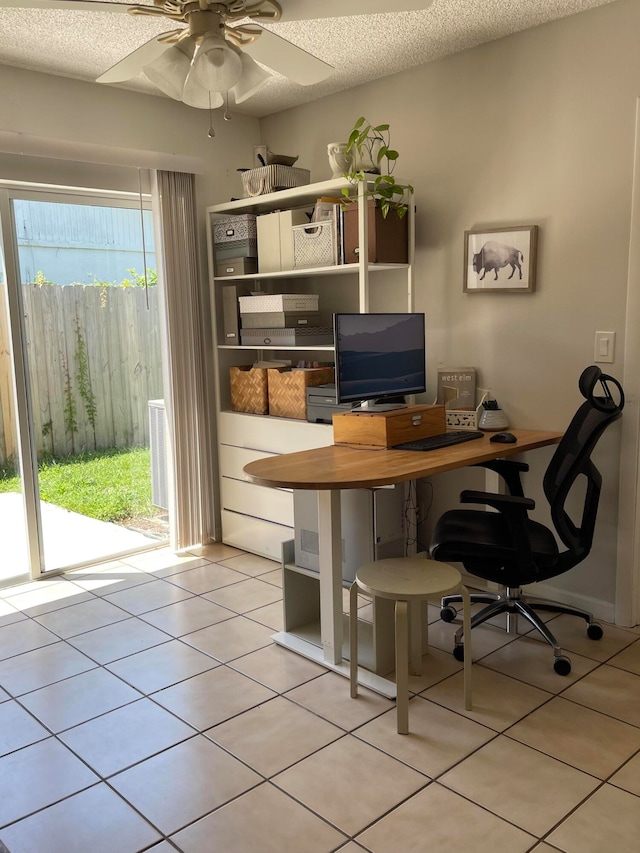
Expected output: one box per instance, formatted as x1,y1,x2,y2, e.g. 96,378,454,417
0,0,434,110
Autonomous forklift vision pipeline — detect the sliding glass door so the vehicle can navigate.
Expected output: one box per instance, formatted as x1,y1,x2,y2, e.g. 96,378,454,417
0,184,169,584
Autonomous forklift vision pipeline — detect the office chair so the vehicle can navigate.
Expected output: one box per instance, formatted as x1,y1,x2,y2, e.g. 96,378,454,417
429,366,624,675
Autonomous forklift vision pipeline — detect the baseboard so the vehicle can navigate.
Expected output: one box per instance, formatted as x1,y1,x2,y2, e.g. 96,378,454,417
524,582,615,625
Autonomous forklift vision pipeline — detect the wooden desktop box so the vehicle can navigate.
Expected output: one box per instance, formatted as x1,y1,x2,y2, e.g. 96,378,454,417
332,404,446,449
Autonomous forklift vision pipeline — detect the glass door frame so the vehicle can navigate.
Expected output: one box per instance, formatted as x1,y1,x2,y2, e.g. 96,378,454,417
0,180,159,581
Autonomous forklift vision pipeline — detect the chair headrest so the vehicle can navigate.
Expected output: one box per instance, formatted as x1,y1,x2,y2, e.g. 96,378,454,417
578,365,625,414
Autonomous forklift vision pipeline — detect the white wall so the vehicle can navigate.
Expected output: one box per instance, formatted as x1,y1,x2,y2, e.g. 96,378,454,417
0,65,260,211
260,0,640,618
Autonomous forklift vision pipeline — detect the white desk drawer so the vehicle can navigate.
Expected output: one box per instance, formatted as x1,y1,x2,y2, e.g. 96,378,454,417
219,444,277,481
219,410,331,454
221,476,293,526
221,509,292,561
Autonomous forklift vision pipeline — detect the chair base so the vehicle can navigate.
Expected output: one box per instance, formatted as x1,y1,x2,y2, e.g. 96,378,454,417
441,586,603,675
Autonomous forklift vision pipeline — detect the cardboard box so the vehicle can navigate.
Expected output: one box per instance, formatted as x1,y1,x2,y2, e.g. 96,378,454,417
240,327,333,347
342,199,408,264
215,257,258,277
222,284,252,345
267,366,335,419
213,213,257,244
238,293,319,313
257,209,309,272
240,311,322,329
332,404,446,449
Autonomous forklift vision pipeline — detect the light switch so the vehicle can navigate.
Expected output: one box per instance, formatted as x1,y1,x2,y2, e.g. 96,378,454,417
594,331,615,363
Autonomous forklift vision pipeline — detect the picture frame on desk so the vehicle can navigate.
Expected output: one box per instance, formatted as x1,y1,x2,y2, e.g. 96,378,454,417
464,225,538,293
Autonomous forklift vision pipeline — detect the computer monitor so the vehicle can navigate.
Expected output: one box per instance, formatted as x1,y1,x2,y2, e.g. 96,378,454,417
334,312,426,411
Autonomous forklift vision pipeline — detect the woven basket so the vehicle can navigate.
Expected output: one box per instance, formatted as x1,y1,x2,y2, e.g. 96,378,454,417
229,366,270,415
267,367,335,419
241,165,310,197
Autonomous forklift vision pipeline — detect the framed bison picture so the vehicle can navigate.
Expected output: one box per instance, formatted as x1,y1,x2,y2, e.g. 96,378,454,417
464,225,538,293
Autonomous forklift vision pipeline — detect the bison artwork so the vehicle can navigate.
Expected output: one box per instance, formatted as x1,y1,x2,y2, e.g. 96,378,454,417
472,241,523,281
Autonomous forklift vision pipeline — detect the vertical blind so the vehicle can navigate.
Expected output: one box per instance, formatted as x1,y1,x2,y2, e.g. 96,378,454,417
152,170,216,550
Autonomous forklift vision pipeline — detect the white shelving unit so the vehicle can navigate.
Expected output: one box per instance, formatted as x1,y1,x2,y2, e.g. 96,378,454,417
205,177,415,560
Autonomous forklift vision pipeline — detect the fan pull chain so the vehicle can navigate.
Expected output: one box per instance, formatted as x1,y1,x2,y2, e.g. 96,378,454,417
223,91,232,121
207,92,216,138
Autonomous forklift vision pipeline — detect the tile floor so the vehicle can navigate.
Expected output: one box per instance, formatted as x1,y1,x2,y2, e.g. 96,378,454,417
1,544,640,852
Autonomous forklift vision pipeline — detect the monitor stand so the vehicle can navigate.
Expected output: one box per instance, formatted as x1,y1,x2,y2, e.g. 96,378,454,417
352,399,407,413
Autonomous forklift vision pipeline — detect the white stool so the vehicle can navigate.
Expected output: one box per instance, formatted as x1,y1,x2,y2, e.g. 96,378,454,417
350,556,472,734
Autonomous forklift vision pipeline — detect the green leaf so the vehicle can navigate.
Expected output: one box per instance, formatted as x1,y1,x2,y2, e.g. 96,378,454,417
396,206,407,219
374,124,390,132
346,129,360,150
385,149,399,161
354,116,365,129
380,199,390,218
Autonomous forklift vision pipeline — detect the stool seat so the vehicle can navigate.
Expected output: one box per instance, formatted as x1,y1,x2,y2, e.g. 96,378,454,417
356,559,463,601
350,556,472,734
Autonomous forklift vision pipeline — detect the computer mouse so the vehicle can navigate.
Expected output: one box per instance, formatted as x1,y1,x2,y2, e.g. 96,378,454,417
490,432,517,444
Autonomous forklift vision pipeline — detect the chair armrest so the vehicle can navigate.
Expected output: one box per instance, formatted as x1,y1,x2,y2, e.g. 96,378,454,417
460,490,537,572
472,459,529,497
460,491,535,512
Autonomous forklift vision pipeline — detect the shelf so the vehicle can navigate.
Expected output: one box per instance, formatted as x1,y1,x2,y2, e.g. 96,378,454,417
219,344,334,351
208,176,415,561
213,261,408,283
208,178,353,215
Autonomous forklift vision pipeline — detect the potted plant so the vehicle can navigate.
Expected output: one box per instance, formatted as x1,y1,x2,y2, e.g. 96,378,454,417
341,117,414,219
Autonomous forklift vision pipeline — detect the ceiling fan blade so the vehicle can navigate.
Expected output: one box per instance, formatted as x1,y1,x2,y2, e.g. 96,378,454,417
97,34,174,84
243,28,333,86
278,0,434,22
0,0,133,11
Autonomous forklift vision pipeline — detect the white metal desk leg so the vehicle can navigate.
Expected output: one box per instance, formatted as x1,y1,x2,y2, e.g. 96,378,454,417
461,584,472,711
395,600,409,735
350,582,359,698
318,489,343,665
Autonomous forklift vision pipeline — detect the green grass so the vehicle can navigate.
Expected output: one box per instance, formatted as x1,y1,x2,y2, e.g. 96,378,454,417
0,446,155,523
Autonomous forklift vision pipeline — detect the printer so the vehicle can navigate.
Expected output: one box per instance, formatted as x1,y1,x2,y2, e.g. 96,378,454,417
306,384,355,424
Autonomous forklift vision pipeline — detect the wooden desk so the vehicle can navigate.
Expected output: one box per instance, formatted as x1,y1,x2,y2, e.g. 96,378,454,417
244,429,562,695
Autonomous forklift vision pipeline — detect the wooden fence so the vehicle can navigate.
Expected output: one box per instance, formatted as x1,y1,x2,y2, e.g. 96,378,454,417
0,284,162,466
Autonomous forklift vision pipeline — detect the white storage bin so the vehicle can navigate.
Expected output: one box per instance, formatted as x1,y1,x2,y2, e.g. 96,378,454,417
257,210,309,273
238,293,319,314
292,221,337,269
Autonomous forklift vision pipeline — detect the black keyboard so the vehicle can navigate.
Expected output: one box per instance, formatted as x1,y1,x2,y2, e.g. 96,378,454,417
393,430,484,451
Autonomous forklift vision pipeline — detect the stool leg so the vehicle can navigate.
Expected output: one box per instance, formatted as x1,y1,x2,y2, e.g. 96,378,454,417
409,601,422,676
461,585,472,711
350,582,359,699
395,600,409,734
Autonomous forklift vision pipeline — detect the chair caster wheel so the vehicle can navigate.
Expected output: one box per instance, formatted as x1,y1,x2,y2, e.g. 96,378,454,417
554,655,572,676
441,605,457,623
453,644,465,662
587,622,603,640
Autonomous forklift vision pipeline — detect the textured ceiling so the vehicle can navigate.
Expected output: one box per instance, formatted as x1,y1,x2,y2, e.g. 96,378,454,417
0,0,617,117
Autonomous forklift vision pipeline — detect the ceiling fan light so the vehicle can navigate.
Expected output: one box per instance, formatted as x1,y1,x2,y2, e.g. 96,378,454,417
182,73,224,110
231,53,271,104
143,42,193,101
191,34,243,92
